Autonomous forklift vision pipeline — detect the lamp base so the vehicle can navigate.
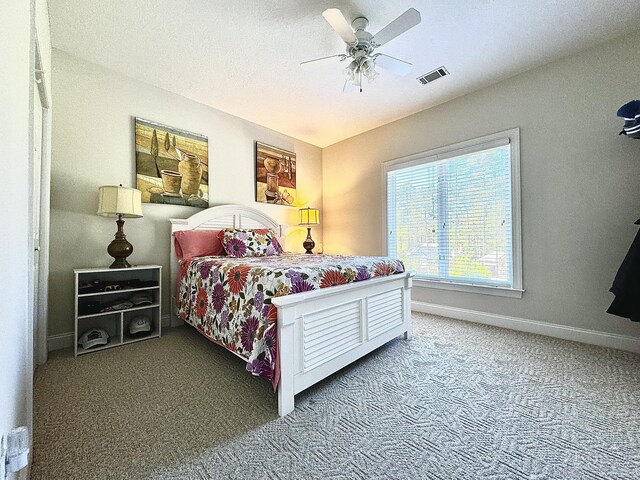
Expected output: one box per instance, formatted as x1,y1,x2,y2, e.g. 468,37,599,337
107,217,134,268
109,254,132,269
303,227,315,254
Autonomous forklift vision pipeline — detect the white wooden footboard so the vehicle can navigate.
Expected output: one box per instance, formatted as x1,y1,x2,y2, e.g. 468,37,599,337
272,272,414,417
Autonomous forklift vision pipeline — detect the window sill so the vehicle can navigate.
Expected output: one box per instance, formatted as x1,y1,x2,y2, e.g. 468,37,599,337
413,277,524,298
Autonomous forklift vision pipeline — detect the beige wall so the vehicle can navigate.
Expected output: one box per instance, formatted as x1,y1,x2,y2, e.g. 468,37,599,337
1,0,32,441
50,50,323,336
323,30,640,338
2,0,52,459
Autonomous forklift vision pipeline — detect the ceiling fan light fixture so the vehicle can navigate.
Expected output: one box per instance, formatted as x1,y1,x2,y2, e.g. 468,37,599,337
342,57,377,92
343,60,357,81
361,58,378,81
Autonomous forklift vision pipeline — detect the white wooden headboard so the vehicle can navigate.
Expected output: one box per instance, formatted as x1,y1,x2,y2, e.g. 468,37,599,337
169,204,285,325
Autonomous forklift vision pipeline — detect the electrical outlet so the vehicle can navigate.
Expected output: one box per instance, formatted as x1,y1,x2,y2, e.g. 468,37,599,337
5,427,29,474
1,434,6,479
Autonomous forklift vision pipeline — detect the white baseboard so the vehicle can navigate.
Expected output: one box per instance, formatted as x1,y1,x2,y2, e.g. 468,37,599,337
47,332,74,351
412,301,640,354
49,305,640,353
48,314,175,352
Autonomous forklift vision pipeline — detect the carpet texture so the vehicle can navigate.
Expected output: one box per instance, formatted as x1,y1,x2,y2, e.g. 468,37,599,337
32,313,640,479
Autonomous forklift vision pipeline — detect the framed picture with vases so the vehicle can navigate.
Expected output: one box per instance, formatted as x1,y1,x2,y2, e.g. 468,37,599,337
134,118,209,207
255,142,297,206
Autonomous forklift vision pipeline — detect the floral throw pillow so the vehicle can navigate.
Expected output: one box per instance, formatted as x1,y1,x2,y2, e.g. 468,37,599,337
221,228,284,258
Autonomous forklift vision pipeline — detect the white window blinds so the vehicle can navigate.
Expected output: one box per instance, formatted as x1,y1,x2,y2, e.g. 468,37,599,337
387,138,515,288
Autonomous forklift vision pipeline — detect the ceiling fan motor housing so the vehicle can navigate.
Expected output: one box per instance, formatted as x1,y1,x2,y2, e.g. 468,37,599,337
351,16,369,31
347,17,375,58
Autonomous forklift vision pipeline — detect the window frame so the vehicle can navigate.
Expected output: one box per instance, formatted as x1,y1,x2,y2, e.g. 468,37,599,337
382,128,523,298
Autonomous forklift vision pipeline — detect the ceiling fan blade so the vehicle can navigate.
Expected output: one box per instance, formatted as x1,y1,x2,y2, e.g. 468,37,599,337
371,8,421,47
374,54,413,76
300,54,347,68
322,8,358,45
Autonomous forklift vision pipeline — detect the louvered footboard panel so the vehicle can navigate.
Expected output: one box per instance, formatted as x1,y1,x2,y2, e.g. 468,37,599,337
303,301,362,371
368,289,403,339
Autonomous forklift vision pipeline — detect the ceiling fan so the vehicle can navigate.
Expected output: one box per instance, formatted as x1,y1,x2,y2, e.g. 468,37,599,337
302,7,421,92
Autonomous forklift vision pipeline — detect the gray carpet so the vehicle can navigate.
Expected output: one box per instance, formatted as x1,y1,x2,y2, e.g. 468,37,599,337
33,313,640,479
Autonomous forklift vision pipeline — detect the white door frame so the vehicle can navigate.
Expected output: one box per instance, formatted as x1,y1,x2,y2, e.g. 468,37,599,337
32,34,50,366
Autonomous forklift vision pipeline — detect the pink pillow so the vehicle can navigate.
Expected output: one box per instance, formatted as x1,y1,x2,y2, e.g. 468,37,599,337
174,230,225,259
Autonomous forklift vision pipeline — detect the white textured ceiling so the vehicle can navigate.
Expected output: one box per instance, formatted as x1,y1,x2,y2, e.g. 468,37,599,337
49,1,640,147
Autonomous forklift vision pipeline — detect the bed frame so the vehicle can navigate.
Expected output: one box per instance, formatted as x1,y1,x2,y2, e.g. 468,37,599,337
170,204,413,416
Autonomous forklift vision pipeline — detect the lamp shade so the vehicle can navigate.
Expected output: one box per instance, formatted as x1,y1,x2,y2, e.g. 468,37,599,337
97,185,143,218
299,207,320,226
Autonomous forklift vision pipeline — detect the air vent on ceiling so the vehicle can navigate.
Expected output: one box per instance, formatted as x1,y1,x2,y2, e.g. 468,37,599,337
417,67,449,85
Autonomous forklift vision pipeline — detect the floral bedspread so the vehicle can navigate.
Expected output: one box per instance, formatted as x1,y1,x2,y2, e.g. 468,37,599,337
177,253,405,389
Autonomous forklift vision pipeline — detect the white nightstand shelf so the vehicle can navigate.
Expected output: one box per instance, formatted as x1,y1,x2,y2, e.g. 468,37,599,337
74,265,162,356
77,337,123,355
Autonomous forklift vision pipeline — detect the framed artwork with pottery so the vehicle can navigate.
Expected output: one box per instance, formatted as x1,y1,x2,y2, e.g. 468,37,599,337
135,117,209,207
255,142,297,206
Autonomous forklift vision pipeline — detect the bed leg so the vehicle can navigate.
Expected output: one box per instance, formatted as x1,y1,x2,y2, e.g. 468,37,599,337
278,382,295,417
277,309,296,417
404,308,413,339
403,274,413,340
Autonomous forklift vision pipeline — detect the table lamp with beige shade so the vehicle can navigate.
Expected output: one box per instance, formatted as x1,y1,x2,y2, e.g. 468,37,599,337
97,185,143,268
299,207,320,254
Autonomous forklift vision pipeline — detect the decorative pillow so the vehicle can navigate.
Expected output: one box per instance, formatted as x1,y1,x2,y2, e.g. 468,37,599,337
220,228,283,258
174,230,225,259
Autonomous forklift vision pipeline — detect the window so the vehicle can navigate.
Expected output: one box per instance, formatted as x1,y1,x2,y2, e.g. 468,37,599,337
384,128,522,297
